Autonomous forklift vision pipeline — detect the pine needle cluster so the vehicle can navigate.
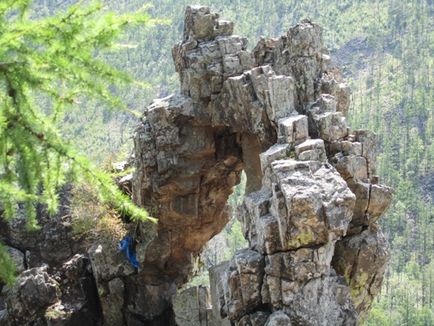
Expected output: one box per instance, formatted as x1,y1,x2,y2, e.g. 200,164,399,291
0,0,157,285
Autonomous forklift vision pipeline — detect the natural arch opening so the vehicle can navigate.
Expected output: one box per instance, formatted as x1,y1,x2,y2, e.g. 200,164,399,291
91,5,392,325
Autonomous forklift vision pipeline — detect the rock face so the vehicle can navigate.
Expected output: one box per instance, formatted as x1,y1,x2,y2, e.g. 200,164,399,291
5,267,60,325
173,286,212,326
0,5,392,326
0,188,102,326
132,5,392,325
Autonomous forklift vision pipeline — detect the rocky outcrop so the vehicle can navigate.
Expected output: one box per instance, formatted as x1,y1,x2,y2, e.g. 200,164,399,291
0,5,392,326
5,267,60,325
3,257,100,326
132,5,392,325
0,187,102,326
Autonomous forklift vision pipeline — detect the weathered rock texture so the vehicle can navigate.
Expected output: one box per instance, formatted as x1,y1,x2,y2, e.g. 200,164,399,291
0,187,102,326
132,5,393,325
173,286,213,326
0,5,392,326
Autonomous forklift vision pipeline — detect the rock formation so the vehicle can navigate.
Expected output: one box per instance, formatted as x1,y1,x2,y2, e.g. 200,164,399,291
0,5,392,326
132,5,392,325
0,187,102,326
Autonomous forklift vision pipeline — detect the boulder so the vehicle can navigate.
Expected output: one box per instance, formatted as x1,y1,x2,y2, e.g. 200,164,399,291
5,267,60,325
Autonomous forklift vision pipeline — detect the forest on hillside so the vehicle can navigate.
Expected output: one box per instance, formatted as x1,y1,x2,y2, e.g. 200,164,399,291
3,0,434,324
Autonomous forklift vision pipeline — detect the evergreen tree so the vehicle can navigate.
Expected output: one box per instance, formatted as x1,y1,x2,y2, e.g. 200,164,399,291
0,0,156,284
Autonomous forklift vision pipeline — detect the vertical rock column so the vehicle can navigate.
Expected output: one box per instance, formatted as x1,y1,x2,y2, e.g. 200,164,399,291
200,11,393,326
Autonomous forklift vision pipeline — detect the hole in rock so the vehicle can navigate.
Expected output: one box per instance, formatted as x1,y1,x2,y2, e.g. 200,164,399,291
186,171,248,288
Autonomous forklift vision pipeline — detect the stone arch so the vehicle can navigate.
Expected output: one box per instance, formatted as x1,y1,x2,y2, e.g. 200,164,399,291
95,6,392,325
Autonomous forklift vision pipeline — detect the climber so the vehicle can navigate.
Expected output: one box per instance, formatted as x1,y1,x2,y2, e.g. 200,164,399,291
118,235,140,269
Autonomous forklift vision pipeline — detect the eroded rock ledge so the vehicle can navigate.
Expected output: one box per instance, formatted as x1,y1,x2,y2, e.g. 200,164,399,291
0,5,393,326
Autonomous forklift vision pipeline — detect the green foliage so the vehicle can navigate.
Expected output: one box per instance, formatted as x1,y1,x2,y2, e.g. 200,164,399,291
0,0,156,223
0,243,16,287
345,1,434,323
365,261,434,325
70,181,128,244
0,0,158,284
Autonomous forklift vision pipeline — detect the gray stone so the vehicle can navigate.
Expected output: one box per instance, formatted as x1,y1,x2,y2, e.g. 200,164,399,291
209,261,231,322
295,138,326,162
278,115,309,144
88,243,135,283
281,275,358,325
236,311,270,326
144,19,386,326
173,286,210,326
5,267,60,325
264,241,334,283
0,309,8,324
259,144,289,173
265,311,292,326
333,225,389,319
